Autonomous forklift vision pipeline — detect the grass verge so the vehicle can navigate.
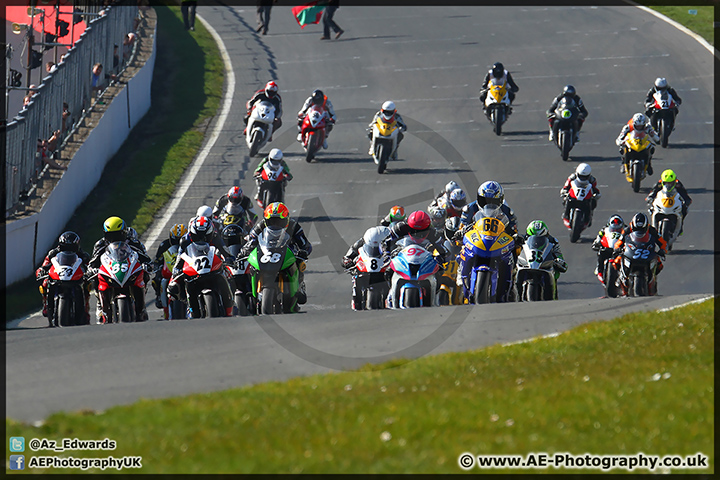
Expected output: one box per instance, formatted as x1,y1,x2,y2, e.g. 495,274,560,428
4,6,223,321
6,299,714,474
648,5,714,45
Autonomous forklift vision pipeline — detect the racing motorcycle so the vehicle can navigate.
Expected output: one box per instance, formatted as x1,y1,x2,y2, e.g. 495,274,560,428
346,242,390,310
435,240,463,306
246,227,302,315
223,223,253,316
622,129,654,193
96,241,146,323
483,77,511,135
387,239,440,309
593,226,624,298
300,105,328,163
256,161,289,209
609,231,661,297
516,235,557,301
217,202,254,232
177,241,231,318
646,90,677,148
246,101,276,157
39,251,88,327
159,243,187,319
370,115,399,174
459,205,516,304
552,97,579,161
562,178,595,243
649,186,683,252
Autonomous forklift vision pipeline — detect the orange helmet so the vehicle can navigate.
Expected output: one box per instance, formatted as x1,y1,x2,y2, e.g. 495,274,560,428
264,202,290,229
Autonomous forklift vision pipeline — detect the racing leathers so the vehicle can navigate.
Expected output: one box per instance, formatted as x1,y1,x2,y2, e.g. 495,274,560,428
36,245,92,321
523,232,568,300
615,119,660,174
644,85,682,119
297,94,336,139
479,69,519,108
560,173,601,223
367,111,407,155
244,88,283,138
645,178,692,230
212,193,259,228
612,226,667,295
547,93,589,142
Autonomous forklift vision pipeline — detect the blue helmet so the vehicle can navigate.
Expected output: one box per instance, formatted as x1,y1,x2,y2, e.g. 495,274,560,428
477,181,504,208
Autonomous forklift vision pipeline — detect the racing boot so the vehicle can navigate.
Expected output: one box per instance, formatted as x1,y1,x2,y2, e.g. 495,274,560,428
296,281,307,305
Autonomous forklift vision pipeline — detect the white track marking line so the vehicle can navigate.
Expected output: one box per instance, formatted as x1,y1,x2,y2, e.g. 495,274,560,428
656,296,714,312
502,332,561,347
583,53,669,60
143,15,234,254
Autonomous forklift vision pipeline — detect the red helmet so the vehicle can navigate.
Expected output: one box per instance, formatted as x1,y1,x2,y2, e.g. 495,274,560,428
265,81,278,98
407,210,431,231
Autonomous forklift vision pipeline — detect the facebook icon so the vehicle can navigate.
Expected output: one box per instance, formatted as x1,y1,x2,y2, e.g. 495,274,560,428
9,455,25,470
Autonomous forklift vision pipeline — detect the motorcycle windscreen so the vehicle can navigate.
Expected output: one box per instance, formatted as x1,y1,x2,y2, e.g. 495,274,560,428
259,227,291,253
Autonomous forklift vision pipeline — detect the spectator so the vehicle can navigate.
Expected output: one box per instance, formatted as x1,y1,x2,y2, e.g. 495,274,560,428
123,33,136,62
320,0,344,40
91,63,116,103
62,102,72,133
37,138,66,171
256,0,276,35
23,94,32,108
113,44,120,72
181,0,197,31
46,61,57,74
46,130,61,157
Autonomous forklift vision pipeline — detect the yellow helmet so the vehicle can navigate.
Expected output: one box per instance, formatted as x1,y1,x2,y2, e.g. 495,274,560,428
661,169,676,183
103,216,126,233
169,223,187,240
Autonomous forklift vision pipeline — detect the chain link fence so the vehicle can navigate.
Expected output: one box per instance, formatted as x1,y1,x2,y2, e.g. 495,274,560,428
4,3,139,218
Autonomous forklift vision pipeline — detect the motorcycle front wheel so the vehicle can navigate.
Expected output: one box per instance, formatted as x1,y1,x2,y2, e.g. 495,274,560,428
249,130,263,157
117,297,134,323
570,209,583,243
305,133,317,163
261,286,277,315
377,143,389,174
632,162,642,193
474,271,492,304
561,130,572,161
402,288,421,308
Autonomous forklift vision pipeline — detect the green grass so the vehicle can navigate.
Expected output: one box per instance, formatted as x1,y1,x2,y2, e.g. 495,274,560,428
649,5,714,45
6,299,714,474
4,6,223,321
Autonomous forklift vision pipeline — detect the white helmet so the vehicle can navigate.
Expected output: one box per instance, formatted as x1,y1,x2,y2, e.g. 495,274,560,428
268,148,283,163
380,101,396,121
575,163,591,183
632,113,647,130
362,226,390,256
196,205,213,218
444,180,460,196
654,77,668,90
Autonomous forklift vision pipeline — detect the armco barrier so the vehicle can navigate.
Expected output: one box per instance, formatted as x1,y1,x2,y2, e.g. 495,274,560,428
4,21,157,288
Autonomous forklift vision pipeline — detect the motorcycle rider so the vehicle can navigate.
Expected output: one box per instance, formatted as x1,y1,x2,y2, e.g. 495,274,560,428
384,210,449,263
297,89,337,150
126,227,147,255
379,205,406,227
435,181,460,204
89,216,152,322
367,101,407,156
35,231,92,321
243,80,283,141
212,186,259,228
560,163,601,226
459,181,518,236
616,113,660,175
645,169,692,235
239,202,312,306
612,212,667,295
428,188,467,229
341,225,392,310
479,62,519,112
442,216,463,257
150,223,187,309
169,216,234,318
546,85,589,143
644,77,682,126
591,214,627,282
253,148,293,203
523,220,568,300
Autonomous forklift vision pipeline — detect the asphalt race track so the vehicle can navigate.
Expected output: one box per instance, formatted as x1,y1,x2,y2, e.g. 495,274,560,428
7,6,714,422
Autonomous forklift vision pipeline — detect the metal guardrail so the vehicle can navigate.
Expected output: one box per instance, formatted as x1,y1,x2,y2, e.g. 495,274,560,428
4,3,139,218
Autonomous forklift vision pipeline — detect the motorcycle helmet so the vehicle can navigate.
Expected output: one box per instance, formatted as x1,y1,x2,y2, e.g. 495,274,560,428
380,101,396,122
103,216,127,243
661,169,677,192
562,85,576,97
449,188,467,210
476,180,504,208
265,80,278,98
407,210,432,242
607,215,624,232
311,89,324,105
632,113,647,131
630,212,649,236
363,226,390,257
491,62,504,78
444,216,462,242
264,202,290,230
222,223,246,246
388,205,406,223
169,223,187,241
268,148,283,167
58,231,81,252
575,163,592,183
654,77,668,91
196,205,213,219
444,180,460,196
189,216,214,243
227,186,243,205
526,220,548,237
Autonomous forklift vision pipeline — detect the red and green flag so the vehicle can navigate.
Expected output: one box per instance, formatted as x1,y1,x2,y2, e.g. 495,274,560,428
292,1,326,29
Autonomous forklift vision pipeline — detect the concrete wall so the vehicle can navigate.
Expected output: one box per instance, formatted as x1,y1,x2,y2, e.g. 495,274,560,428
4,23,157,288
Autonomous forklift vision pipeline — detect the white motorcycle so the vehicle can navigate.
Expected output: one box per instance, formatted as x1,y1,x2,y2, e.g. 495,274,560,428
246,101,276,157
516,235,557,301
649,187,684,251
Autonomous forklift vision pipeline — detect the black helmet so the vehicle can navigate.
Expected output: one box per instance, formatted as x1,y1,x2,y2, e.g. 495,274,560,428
58,231,80,252
630,212,649,236
563,85,576,97
311,89,324,105
444,217,462,242
491,62,504,78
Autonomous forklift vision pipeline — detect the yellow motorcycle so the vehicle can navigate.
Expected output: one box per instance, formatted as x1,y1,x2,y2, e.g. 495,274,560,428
434,245,463,305
370,117,399,174
622,129,654,192
483,78,511,136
